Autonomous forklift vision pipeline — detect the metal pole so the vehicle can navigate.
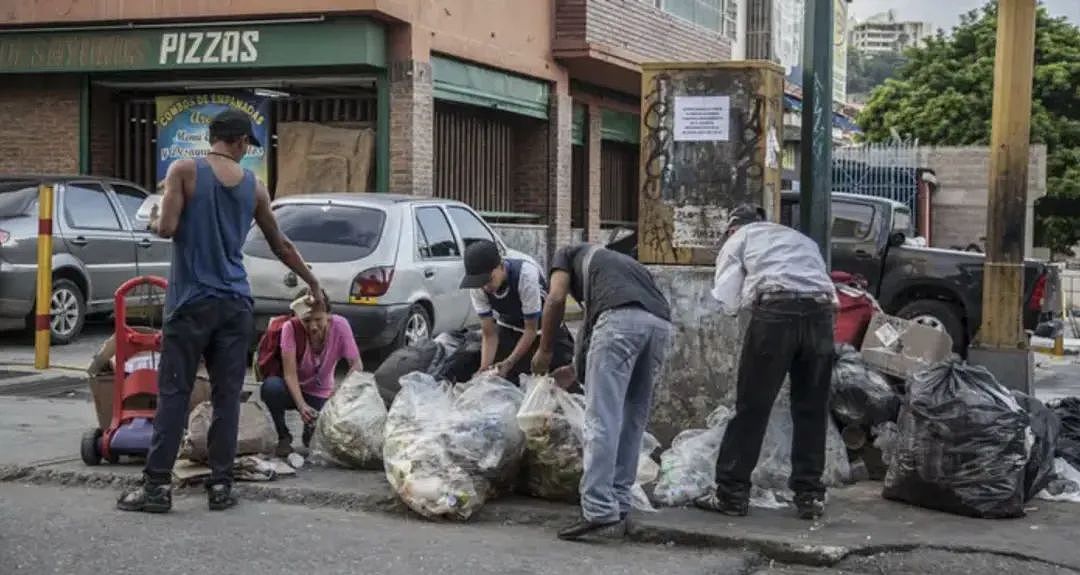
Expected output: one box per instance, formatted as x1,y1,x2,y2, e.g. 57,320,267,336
978,0,1036,350
799,0,834,265
34,184,54,370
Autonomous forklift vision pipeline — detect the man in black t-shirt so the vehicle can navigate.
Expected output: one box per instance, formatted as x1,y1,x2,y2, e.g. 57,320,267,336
532,243,673,541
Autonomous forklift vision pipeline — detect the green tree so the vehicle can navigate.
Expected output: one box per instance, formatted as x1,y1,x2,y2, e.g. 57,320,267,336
847,47,909,99
857,2,1080,256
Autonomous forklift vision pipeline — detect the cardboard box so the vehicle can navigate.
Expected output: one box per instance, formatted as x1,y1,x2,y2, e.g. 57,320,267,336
88,373,210,431
860,313,953,380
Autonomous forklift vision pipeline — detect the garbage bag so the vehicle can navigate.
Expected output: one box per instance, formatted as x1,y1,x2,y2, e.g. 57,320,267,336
516,376,659,510
382,371,525,521
831,344,900,428
1049,397,1080,471
373,331,483,406
310,372,387,470
180,400,276,462
882,360,1030,518
751,392,851,494
1035,457,1080,503
1012,391,1060,501
652,406,733,506
373,341,440,407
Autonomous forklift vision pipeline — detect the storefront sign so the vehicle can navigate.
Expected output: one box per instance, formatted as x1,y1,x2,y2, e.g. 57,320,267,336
155,93,270,187
0,19,384,73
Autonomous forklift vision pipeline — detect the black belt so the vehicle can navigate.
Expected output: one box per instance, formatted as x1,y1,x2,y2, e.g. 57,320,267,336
757,291,832,305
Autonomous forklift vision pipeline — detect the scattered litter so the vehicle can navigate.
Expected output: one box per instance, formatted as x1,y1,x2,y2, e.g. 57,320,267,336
749,486,788,509
310,372,387,470
287,452,305,469
1035,458,1080,503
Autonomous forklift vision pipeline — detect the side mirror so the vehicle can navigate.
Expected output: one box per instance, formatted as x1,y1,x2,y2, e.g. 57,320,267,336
889,232,906,248
135,194,163,222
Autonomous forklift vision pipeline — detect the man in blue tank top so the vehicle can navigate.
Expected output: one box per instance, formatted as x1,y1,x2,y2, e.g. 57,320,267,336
459,240,574,385
118,109,321,513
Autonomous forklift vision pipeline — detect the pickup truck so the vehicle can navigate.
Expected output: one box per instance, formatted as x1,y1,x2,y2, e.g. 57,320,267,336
779,192,1054,352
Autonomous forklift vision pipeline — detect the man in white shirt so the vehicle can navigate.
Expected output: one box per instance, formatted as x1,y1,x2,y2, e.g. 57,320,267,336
697,205,837,521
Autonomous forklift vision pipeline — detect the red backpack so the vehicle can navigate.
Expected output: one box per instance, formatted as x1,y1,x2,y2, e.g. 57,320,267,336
255,316,307,382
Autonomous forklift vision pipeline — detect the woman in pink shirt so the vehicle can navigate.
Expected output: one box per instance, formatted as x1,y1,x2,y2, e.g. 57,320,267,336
260,291,362,456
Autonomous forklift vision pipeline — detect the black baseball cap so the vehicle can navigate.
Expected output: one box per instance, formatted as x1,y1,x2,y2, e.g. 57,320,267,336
460,240,502,289
209,109,262,147
727,204,766,229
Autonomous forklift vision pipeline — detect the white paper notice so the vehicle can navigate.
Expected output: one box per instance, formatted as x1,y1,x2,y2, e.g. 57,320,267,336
674,96,730,142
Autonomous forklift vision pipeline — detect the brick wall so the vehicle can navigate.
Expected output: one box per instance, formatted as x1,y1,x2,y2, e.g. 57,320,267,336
0,77,79,174
390,59,434,195
556,0,733,63
512,117,550,217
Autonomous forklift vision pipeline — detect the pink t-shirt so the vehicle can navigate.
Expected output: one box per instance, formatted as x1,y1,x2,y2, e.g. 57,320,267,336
280,315,359,398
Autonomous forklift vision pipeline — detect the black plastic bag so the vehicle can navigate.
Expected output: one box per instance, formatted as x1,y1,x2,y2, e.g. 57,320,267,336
1012,391,1060,501
882,359,1029,519
831,344,901,428
374,340,440,406
1049,397,1080,470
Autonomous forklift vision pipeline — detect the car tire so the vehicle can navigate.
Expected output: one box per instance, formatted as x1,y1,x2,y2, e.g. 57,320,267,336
896,299,966,354
395,304,432,350
47,278,86,346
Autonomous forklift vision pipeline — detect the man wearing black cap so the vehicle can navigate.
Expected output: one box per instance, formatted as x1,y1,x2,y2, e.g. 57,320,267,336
118,108,321,514
697,205,837,521
460,240,574,384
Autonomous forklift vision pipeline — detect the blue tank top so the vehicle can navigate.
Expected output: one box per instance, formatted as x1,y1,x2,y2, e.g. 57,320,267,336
483,258,548,330
164,158,257,316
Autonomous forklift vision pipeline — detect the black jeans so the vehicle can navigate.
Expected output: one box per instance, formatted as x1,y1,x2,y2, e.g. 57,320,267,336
259,376,328,441
143,297,253,487
714,299,834,498
496,323,575,384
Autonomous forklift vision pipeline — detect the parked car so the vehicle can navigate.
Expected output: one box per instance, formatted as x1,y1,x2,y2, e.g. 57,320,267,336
780,192,1055,353
0,175,168,344
243,193,539,352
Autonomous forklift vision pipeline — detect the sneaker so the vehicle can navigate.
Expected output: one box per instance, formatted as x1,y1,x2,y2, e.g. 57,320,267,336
117,483,172,513
301,423,316,448
557,517,627,541
694,492,749,517
207,484,238,511
794,492,825,520
274,436,293,458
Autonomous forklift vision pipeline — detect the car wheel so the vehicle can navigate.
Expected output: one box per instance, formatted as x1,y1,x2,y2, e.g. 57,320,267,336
396,304,432,349
49,278,86,345
896,300,965,354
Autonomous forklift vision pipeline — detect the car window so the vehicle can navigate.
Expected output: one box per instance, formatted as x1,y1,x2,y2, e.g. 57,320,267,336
64,183,121,231
832,203,875,240
243,203,385,263
415,207,460,259
0,183,38,218
892,208,913,236
111,184,148,225
447,206,496,249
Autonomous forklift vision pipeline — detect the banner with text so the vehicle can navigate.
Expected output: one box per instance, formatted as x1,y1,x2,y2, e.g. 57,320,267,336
155,93,269,187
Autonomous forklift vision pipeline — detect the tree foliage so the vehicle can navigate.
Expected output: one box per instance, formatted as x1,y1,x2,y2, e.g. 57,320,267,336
846,47,909,99
857,3,1080,255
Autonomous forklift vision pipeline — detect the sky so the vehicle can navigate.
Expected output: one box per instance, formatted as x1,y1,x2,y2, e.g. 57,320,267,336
848,1,1079,33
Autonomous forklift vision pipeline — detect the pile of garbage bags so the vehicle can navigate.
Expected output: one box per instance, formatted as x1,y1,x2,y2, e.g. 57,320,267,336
374,330,482,405
653,390,850,507
382,372,525,521
516,376,660,511
311,372,388,470
831,344,900,429
1049,397,1080,470
882,360,1034,518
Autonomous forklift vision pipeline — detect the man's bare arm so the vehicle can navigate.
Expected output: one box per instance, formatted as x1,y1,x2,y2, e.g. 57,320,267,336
151,160,192,238
253,182,320,294
479,317,499,371
537,271,569,354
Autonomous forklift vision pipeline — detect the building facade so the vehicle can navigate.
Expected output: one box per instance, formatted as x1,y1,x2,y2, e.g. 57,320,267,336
850,10,932,55
0,0,734,261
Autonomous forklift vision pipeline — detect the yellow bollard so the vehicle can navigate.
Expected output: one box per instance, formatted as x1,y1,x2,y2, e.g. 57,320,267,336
34,183,54,370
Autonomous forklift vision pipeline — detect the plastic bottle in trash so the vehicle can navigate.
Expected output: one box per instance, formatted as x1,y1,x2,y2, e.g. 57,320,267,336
287,452,305,469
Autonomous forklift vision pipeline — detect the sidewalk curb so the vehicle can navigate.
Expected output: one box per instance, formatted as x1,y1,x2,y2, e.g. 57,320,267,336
2,463,1077,571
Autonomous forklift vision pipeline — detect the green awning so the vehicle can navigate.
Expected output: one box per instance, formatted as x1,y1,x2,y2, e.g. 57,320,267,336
572,103,586,146
601,108,640,145
432,55,550,120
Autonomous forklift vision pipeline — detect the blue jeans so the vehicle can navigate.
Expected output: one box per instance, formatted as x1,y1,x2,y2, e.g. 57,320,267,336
580,307,674,522
259,376,328,441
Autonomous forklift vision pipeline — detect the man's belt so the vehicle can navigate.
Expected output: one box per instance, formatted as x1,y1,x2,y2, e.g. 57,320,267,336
757,291,832,305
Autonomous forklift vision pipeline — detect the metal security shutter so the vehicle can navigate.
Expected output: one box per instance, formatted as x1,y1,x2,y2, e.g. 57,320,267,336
433,102,514,213
114,99,156,191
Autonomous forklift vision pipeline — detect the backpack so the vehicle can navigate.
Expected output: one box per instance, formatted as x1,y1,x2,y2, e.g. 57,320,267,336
255,316,307,382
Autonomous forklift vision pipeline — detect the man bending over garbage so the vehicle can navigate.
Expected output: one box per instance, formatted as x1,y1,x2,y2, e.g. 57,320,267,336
532,243,673,541
459,240,575,384
698,205,836,520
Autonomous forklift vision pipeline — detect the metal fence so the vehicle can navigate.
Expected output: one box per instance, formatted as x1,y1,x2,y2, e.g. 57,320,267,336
833,141,920,222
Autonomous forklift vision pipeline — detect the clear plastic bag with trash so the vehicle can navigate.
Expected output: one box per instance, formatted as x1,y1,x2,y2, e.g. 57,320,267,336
516,375,660,511
382,371,525,521
310,372,388,470
654,390,850,508
830,344,900,428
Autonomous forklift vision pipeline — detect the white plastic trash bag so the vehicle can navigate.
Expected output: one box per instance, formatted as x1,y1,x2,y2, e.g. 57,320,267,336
311,372,387,470
653,406,733,506
383,372,525,521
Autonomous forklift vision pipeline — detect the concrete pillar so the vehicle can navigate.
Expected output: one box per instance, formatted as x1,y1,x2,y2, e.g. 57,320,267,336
547,81,574,255
388,25,433,196
585,104,603,242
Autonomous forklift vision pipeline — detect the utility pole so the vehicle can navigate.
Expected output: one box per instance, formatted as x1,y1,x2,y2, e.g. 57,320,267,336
969,0,1037,392
799,0,833,265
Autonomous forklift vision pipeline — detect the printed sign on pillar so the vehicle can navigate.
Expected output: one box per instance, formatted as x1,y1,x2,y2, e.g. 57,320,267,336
155,93,270,188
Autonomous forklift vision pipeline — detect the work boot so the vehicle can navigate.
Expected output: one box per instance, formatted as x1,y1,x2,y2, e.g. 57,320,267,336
694,491,749,517
794,492,826,520
274,435,293,458
207,484,238,511
557,516,627,542
117,483,172,513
